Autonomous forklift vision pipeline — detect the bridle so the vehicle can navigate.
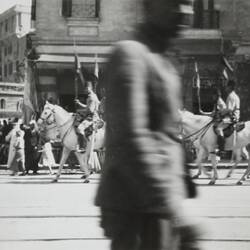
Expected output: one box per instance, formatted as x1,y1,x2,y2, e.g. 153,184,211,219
39,105,74,143
39,106,56,127
179,115,214,143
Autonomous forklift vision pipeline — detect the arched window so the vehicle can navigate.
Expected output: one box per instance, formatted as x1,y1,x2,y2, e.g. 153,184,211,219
0,99,6,109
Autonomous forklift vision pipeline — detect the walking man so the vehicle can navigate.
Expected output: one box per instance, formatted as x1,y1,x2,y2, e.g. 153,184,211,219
95,0,201,249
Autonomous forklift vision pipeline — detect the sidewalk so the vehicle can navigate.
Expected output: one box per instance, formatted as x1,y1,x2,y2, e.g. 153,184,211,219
0,160,249,171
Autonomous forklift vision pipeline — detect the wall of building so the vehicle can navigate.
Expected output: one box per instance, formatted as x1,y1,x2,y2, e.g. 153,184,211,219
0,5,31,82
35,0,140,43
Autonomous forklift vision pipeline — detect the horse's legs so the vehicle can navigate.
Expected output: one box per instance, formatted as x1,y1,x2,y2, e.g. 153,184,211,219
226,149,241,178
209,153,219,185
193,148,206,179
75,152,90,183
237,148,250,185
53,147,70,182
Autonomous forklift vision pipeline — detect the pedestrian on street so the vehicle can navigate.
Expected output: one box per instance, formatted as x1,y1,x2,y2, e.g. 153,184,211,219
95,0,201,249
38,139,55,175
6,120,25,176
21,120,40,175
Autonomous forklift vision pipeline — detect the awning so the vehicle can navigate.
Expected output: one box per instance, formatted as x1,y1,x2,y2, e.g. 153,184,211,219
37,54,108,64
35,54,109,69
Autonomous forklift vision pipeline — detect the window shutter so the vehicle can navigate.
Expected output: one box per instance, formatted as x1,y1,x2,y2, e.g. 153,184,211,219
208,0,215,28
62,0,72,18
193,0,204,28
31,0,36,21
95,0,100,18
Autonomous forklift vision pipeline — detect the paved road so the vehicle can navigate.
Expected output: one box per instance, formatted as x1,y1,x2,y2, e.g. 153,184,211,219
0,168,250,250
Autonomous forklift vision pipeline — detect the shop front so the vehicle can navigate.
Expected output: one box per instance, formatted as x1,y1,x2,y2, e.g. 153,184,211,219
33,53,108,112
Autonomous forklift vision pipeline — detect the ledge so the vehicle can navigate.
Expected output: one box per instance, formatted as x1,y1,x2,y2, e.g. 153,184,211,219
66,17,99,26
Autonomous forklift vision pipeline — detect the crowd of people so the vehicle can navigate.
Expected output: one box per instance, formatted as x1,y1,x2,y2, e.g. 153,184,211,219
0,118,57,176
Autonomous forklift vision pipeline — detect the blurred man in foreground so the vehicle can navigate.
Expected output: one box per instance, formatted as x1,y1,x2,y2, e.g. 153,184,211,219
95,0,201,249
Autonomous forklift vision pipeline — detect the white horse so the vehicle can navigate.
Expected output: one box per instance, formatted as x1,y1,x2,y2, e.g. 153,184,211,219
179,110,250,185
37,101,105,182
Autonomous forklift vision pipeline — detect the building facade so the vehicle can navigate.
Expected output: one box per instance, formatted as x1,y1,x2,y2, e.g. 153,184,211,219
0,5,31,118
0,82,24,118
0,5,32,82
29,0,250,119
30,0,142,111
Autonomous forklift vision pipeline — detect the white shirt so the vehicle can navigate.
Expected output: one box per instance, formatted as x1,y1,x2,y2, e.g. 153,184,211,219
217,97,226,110
226,91,240,120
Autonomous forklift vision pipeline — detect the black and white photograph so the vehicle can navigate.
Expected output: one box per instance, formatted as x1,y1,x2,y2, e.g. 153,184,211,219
0,0,250,249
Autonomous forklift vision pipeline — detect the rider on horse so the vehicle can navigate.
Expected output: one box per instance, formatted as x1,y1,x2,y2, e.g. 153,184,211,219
214,80,240,153
74,81,100,153
199,84,239,154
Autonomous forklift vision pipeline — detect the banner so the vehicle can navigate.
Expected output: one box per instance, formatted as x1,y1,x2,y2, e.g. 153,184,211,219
94,54,99,79
222,56,234,80
22,60,39,124
193,61,200,88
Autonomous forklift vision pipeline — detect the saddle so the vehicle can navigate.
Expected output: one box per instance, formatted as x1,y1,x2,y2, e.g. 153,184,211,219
214,122,245,138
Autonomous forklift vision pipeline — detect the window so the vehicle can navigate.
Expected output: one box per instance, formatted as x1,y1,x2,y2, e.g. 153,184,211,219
11,16,15,32
4,20,8,33
193,0,220,29
0,99,6,109
4,64,7,77
62,0,100,18
16,60,19,71
17,13,22,30
31,0,36,20
8,43,12,55
8,62,13,75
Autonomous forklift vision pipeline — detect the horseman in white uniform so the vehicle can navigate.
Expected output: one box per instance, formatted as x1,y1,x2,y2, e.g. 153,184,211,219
216,80,240,152
226,80,240,121
75,81,100,152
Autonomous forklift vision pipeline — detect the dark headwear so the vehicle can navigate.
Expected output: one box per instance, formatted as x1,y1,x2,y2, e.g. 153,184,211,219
227,80,236,90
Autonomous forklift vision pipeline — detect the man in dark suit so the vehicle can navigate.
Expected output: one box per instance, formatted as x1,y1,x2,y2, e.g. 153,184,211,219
95,0,201,249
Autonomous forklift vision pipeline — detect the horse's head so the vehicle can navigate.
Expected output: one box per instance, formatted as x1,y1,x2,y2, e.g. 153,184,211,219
178,109,196,125
37,101,55,126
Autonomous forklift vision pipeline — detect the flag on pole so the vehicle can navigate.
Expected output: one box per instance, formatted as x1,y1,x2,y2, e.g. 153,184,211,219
22,59,39,124
74,53,85,87
94,54,99,79
193,61,200,88
222,56,233,80
74,54,81,74
222,68,229,80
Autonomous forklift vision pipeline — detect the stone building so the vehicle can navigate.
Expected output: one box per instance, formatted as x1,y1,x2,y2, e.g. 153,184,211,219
181,0,250,120
29,0,143,111
0,4,32,82
0,82,24,118
29,0,250,119
0,4,31,118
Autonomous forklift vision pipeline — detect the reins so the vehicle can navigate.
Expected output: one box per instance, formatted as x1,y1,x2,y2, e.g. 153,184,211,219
181,119,214,142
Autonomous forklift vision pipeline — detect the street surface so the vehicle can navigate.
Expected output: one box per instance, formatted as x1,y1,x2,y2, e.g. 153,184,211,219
0,168,250,250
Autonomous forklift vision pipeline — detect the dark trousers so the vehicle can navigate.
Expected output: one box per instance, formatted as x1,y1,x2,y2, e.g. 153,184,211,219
25,146,39,173
101,211,179,250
